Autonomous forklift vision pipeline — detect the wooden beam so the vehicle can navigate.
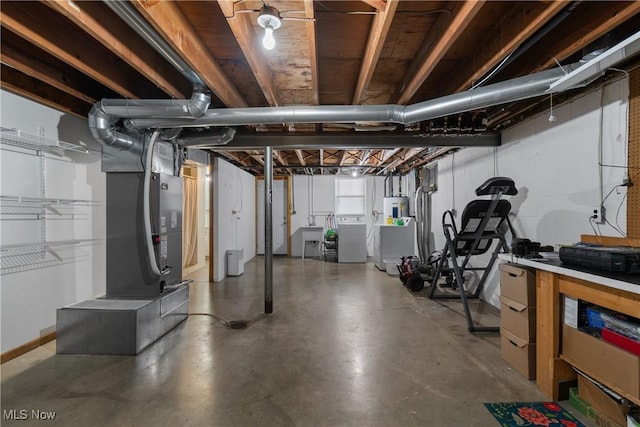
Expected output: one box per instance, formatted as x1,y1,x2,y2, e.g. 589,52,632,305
360,0,387,11
358,149,372,166
43,0,186,99
397,0,485,104
217,151,249,167
340,150,350,166
378,148,402,165
274,150,287,166
303,0,319,105
454,1,567,92
1,36,96,104
353,0,398,104
536,2,640,72
1,4,139,99
380,148,423,173
1,65,89,118
296,149,306,166
249,150,265,166
132,0,247,107
406,147,455,170
217,1,279,106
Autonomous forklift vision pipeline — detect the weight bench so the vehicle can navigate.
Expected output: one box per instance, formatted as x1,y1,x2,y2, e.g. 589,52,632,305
428,177,517,332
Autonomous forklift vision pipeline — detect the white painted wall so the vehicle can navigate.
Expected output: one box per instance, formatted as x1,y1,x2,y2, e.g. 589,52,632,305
290,174,389,257
430,78,629,308
212,157,256,282
0,89,106,352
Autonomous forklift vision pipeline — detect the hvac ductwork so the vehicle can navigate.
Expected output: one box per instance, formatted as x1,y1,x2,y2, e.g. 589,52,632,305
175,127,237,147
88,90,211,151
124,63,578,131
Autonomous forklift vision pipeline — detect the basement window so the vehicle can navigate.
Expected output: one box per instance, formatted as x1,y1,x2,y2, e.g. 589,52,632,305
335,177,365,216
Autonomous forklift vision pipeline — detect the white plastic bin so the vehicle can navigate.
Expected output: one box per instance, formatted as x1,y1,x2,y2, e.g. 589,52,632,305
227,249,244,276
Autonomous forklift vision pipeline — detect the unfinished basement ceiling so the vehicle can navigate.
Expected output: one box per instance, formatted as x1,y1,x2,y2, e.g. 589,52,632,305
1,1,639,175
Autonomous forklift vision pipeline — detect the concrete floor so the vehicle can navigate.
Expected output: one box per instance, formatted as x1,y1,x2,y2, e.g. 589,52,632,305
2,257,590,426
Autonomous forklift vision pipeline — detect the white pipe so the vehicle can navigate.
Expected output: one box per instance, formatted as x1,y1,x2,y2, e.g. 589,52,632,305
143,130,167,276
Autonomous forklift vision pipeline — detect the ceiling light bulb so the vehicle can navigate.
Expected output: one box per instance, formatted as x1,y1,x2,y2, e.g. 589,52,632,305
351,170,358,177
263,26,275,50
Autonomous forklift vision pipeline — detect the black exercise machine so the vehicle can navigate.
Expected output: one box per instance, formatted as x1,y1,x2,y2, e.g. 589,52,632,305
427,177,517,333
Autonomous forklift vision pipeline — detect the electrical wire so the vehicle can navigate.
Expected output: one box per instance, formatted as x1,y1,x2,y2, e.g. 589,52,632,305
615,192,628,235
588,216,599,236
144,130,167,276
189,311,270,329
470,50,515,90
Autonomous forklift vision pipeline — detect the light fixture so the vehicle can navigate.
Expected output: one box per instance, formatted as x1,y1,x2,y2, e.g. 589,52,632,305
351,169,358,177
257,5,281,50
548,94,556,123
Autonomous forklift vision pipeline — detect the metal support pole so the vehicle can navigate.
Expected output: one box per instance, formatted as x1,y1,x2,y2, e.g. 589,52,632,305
264,146,273,313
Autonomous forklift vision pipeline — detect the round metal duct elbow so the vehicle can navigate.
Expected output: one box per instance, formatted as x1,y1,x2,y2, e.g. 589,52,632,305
88,104,138,151
187,91,211,117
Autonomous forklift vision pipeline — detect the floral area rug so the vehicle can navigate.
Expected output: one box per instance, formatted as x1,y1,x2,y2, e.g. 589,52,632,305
484,402,585,427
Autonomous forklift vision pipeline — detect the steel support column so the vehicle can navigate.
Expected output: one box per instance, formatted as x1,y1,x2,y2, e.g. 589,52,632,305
264,146,273,314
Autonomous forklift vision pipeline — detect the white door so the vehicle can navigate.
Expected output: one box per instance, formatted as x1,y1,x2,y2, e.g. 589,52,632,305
257,179,288,255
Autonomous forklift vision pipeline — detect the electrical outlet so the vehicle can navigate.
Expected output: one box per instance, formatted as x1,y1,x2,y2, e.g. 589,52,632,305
593,206,606,224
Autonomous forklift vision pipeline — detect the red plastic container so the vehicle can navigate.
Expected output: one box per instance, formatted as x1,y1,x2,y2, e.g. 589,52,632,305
601,327,640,356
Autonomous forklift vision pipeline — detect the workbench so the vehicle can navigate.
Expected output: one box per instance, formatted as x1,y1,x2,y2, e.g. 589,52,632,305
498,252,640,405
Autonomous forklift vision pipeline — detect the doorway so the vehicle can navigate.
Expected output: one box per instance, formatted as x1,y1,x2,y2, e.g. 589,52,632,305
256,177,290,255
181,161,209,276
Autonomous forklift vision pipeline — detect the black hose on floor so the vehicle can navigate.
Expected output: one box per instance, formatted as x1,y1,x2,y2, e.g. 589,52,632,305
189,312,270,329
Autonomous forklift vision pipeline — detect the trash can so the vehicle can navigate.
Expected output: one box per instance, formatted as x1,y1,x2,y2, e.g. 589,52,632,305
226,249,244,276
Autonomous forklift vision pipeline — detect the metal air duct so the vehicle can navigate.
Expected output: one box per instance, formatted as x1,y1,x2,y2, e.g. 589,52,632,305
175,127,237,147
88,90,211,151
124,63,578,130
104,0,206,88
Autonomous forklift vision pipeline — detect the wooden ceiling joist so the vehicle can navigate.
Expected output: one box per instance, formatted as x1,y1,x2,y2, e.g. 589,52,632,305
296,149,306,166
454,1,567,92
217,1,279,106
274,150,287,166
1,4,141,99
353,0,399,104
43,0,187,99
1,38,96,104
360,0,387,11
339,150,350,166
1,65,89,118
378,148,402,166
303,0,319,105
397,0,485,104
249,150,265,166
536,1,640,72
218,151,249,167
132,0,247,107
380,147,424,173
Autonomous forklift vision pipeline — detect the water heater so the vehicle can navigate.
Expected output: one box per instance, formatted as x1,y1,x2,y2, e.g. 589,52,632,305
383,196,410,219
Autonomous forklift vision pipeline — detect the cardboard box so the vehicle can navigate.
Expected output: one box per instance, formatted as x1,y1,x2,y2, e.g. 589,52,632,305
562,324,640,400
500,295,536,342
501,328,536,379
499,263,536,306
578,373,627,427
570,387,625,427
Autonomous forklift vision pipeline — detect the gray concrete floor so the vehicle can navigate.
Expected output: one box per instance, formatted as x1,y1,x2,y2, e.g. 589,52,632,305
2,257,590,426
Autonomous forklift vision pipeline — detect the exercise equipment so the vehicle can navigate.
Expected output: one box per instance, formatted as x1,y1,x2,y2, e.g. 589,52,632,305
425,177,518,332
